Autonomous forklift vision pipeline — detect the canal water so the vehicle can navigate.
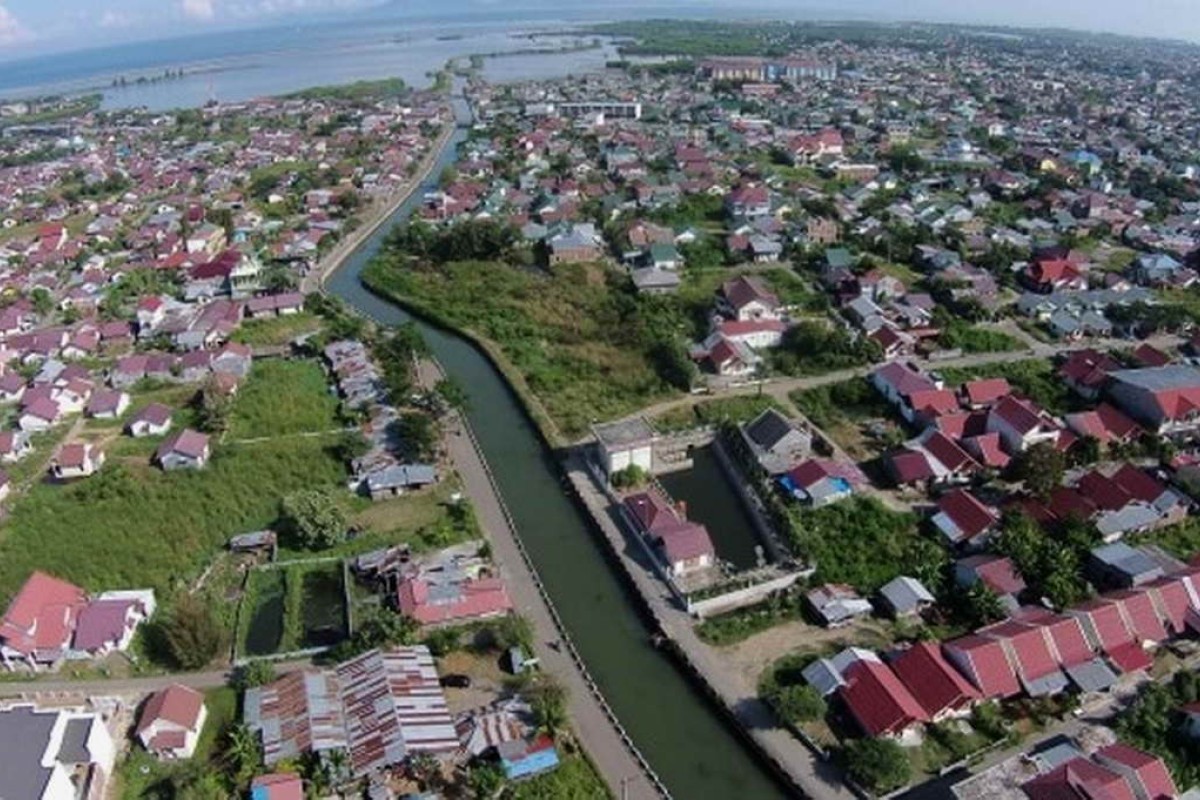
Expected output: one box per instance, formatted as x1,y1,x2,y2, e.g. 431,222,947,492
659,446,762,571
325,98,789,799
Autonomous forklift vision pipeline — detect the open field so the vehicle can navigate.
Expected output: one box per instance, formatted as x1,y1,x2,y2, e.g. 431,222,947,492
0,437,347,600
230,311,323,347
228,358,342,439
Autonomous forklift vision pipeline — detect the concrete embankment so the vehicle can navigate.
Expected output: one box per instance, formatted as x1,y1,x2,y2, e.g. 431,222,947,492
564,450,859,800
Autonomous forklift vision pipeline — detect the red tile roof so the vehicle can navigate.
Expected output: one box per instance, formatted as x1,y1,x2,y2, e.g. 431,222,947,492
396,577,512,626
1109,465,1170,506
1023,757,1136,800
838,659,928,737
0,571,87,656
1109,589,1169,644
137,684,205,734
1017,610,1095,668
963,555,1027,596
923,431,979,473
910,389,960,418
889,449,936,484
889,642,979,719
1071,599,1135,654
963,378,1012,407
936,489,998,542
1094,743,1178,800
963,432,1011,469
943,635,1022,699
981,620,1060,681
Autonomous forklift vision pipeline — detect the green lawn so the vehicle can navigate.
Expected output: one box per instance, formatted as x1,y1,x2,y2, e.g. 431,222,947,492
228,358,341,439
0,437,347,600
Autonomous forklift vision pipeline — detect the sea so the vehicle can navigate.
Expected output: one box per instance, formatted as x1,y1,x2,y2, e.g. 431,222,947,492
0,5,762,112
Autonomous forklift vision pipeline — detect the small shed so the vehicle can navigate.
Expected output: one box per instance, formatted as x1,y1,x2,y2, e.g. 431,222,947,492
592,418,656,479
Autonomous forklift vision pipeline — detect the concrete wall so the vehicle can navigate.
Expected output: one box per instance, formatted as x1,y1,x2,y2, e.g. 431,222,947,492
688,571,805,619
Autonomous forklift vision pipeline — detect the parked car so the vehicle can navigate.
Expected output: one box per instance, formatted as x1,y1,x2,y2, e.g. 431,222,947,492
439,673,471,688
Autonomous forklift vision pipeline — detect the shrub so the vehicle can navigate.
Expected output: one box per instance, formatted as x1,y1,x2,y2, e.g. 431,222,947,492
843,737,912,793
279,489,347,550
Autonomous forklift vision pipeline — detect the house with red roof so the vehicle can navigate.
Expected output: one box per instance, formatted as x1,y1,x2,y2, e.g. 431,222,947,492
1108,589,1169,645
1065,403,1143,446
251,774,305,800
942,634,1022,699
1092,743,1178,800
1130,343,1172,369
1022,756,1137,800
716,275,781,322
888,642,979,721
622,491,716,578
781,458,866,507
397,576,512,627
932,489,999,548
987,395,1063,454
72,589,156,657
136,684,208,760
961,378,1012,409
962,432,1012,470
1068,598,1152,674
0,572,87,670
51,442,104,480
980,619,1070,696
1059,349,1121,400
155,429,210,471
1023,258,1087,294
126,403,173,438
1108,365,1200,436
871,361,942,418
837,659,928,739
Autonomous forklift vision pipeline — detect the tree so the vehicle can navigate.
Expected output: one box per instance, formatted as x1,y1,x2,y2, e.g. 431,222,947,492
332,430,370,464
261,263,298,293
29,287,54,317
468,763,505,799
529,679,568,739
649,338,697,391
231,660,276,690
333,605,420,660
162,594,226,670
195,375,234,435
771,684,826,722
423,627,461,657
394,412,438,462
222,724,263,784
279,489,347,550
1013,441,1066,499
434,377,470,413
843,737,912,792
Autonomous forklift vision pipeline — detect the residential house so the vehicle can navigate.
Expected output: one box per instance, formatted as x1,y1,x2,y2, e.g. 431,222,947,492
838,659,928,740
779,458,866,507
878,576,936,619
716,275,782,322
0,704,117,800
136,684,207,760
251,774,306,800
740,409,811,475
498,736,561,781
623,490,716,578
0,572,86,671
1060,349,1121,400
1108,365,1200,436
806,583,873,628
85,389,129,420
987,395,1063,454
955,554,1027,614
51,443,104,480
887,642,980,721
942,634,1022,699
932,489,1000,549
71,590,155,658
0,430,32,463
155,429,211,471
126,403,173,438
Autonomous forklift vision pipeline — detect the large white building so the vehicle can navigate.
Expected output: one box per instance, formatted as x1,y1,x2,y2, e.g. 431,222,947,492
0,704,116,800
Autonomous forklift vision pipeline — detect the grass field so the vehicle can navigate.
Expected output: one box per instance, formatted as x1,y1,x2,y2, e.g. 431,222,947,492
509,753,611,800
0,437,347,600
228,358,342,439
230,312,323,347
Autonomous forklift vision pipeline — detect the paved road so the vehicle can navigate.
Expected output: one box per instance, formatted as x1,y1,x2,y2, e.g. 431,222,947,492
418,361,664,800
632,333,1185,425
0,658,315,697
565,453,855,800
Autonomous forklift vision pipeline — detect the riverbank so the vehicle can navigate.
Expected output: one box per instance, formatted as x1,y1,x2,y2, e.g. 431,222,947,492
415,359,666,800
302,118,457,294
564,451,856,800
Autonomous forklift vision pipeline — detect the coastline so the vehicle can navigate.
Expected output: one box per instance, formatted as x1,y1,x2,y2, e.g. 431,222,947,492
302,118,457,295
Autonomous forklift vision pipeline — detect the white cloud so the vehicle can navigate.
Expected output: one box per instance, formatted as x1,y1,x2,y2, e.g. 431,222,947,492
181,0,217,21
0,3,32,45
99,9,134,29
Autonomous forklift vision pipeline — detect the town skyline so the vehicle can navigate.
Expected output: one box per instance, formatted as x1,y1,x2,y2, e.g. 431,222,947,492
3,0,1200,60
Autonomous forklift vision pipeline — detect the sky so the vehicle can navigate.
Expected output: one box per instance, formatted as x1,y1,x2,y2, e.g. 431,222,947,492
2,0,1200,57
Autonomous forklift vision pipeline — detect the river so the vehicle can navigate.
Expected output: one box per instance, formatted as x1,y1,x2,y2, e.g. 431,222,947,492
325,97,790,799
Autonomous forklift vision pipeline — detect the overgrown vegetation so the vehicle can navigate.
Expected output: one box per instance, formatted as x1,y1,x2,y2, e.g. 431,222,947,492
786,497,944,593
696,590,807,645
228,358,342,439
937,359,1076,415
1116,670,1200,788
791,379,893,432
654,395,785,433
0,438,346,601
